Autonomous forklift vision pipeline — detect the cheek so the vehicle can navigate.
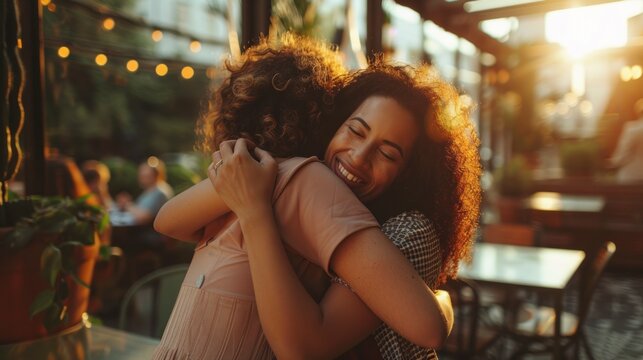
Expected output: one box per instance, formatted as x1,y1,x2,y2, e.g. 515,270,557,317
372,165,401,191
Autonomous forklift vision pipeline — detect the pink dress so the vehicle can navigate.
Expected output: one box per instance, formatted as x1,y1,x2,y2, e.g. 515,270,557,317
153,157,378,359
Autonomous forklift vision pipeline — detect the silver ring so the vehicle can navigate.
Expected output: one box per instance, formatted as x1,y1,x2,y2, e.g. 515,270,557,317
214,159,224,172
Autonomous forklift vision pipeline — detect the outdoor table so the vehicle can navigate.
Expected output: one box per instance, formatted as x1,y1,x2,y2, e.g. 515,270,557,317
523,191,606,229
458,242,586,359
0,320,159,359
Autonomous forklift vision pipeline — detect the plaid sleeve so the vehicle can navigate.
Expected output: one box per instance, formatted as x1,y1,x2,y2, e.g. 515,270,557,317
375,211,442,360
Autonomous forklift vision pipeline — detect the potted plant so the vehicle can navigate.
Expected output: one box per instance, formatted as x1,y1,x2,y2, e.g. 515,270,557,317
494,156,533,223
560,140,599,178
0,196,107,343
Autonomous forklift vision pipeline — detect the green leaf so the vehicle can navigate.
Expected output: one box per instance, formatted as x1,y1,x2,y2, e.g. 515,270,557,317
3,226,38,249
98,212,109,233
43,302,63,331
29,289,55,318
41,244,62,287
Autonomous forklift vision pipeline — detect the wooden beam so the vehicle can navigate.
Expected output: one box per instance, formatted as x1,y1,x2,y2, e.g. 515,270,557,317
457,0,623,21
396,0,513,60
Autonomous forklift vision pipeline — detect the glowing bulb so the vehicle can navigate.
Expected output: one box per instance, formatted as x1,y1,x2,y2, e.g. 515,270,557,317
181,66,194,79
189,40,202,53
147,156,160,167
632,65,642,80
579,100,593,116
57,46,70,58
102,18,115,31
155,63,168,76
621,66,633,82
126,59,139,72
95,53,108,66
151,30,163,42
497,69,510,84
40,0,51,6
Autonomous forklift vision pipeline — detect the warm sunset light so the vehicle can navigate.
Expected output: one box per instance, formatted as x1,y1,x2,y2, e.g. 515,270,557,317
102,18,116,31
57,46,70,58
206,67,216,79
189,40,202,53
126,59,139,72
181,66,194,79
546,1,643,59
155,63,168,76
151,30,163,42
95,53,108,66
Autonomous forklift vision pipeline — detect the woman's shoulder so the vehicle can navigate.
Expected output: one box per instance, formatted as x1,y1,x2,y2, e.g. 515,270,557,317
381,211,436,238
274,156,351,200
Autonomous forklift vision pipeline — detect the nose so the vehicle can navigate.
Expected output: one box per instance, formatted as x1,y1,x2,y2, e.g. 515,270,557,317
349,142,372,169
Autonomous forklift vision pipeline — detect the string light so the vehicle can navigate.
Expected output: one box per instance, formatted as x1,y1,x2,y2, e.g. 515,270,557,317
95,53,108,66
102,17,116,31
621,66,633,82
189,40,201,53
57,46,70,58
126,59,139,72
41,0,51,6
181,66,194,79
151,30,163,42
632,65,642,80
155,63,168,76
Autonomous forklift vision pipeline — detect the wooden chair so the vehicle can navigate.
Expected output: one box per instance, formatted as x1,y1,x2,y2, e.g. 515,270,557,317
118,264,188,338
505,241,616,359
440,278,501,359
482,223,539,247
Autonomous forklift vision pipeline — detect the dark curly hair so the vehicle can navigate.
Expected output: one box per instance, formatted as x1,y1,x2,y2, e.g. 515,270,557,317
334,61,481,285
197,34,346,158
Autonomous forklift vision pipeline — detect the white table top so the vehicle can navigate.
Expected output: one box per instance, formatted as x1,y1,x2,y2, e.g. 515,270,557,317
523,192,605,213
458,243,586,291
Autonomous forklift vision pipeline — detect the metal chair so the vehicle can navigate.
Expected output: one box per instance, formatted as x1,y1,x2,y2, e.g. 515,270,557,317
118,264,189,338
506,241,616,359
441,278,501,359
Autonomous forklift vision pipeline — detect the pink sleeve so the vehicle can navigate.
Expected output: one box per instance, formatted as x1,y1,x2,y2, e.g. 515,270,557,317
273,161,379,274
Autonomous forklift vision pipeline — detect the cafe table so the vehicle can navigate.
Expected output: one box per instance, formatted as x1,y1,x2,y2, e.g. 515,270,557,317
458,242,586,359
0,318,159,359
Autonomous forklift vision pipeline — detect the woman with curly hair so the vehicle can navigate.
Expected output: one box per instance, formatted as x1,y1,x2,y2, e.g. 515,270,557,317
154,34,479,359
210,62,480,359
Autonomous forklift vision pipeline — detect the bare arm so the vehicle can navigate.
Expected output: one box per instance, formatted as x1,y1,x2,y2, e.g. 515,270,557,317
153,158,230,242
213,140,451,359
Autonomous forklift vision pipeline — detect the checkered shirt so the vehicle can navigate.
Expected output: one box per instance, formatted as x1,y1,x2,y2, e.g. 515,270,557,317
332,210,442,360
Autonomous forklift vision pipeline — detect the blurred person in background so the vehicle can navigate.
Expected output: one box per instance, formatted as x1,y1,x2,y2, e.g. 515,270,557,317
111,156,174,226
610,98,643,183
82,160,114,210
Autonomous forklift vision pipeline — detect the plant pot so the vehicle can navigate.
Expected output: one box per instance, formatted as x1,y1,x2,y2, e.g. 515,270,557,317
0,228,99,344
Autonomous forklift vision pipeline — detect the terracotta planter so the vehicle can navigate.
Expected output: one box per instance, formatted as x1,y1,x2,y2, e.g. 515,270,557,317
0,228,99,344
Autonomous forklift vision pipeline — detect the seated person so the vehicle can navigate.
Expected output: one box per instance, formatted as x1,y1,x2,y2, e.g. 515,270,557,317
111,157,173,226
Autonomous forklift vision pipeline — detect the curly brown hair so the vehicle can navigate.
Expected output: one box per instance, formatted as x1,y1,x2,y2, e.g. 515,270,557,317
335,61,482,286
196,34,346,158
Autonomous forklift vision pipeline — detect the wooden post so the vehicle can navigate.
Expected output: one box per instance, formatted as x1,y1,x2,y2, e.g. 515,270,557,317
241,0,271,50
19,1,46,196
366,0,383,59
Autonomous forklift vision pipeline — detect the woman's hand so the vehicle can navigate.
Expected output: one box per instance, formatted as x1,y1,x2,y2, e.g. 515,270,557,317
210,139,278,220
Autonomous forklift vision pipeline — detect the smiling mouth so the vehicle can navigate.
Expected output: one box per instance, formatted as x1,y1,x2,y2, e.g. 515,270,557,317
336,162,364,185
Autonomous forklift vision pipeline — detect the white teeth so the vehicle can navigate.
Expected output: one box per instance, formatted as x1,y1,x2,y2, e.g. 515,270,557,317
338,163,363,184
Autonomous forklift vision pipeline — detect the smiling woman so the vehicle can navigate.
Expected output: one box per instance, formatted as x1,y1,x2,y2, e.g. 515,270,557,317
325,96,419,201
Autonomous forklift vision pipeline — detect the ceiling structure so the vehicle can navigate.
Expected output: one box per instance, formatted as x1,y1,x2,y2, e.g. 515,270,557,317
395,0,629,64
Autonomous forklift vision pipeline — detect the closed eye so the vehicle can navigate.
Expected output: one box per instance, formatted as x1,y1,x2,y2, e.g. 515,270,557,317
379,149,396,161
348,126,364,138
